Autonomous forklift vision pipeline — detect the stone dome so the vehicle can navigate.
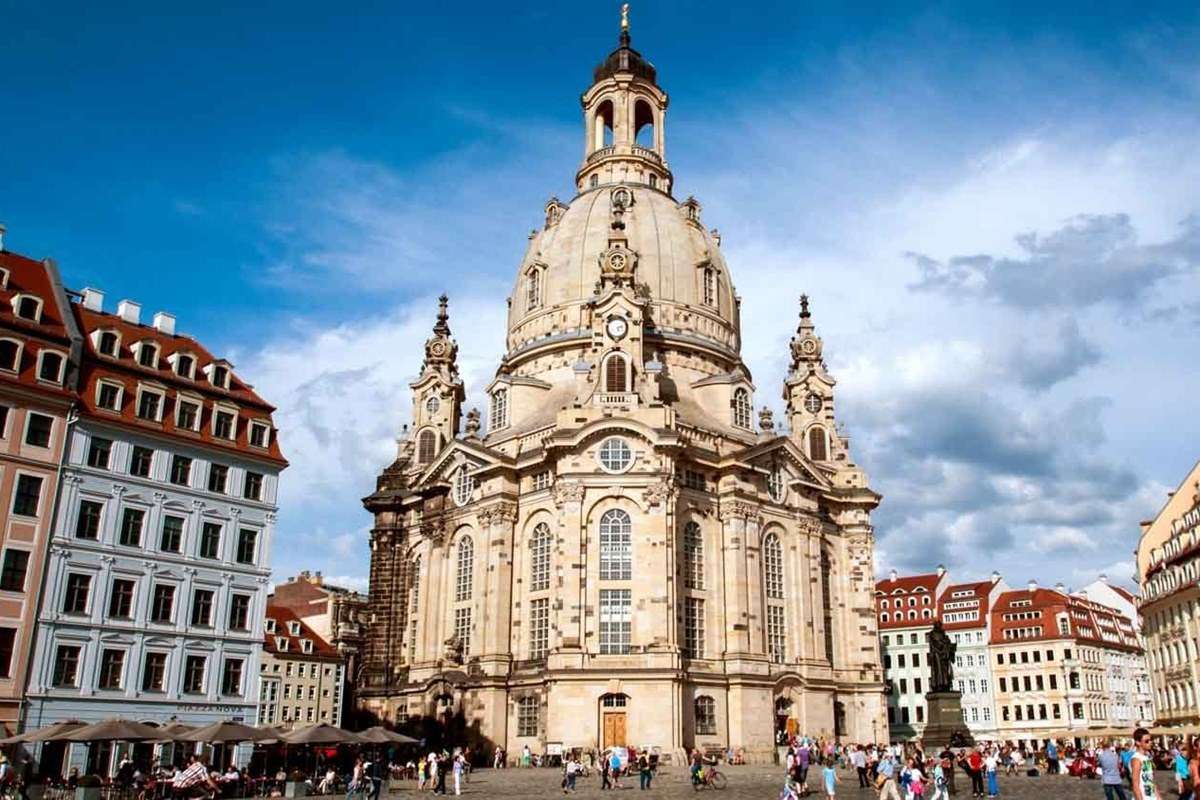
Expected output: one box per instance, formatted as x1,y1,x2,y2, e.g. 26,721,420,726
505,185,741,368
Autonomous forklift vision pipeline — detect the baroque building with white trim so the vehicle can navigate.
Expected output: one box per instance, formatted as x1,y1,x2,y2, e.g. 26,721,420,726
359,16,885,762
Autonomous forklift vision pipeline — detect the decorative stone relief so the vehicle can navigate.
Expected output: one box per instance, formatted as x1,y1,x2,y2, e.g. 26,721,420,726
552,480,586,506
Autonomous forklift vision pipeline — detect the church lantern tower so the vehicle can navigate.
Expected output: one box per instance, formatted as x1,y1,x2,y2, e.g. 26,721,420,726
408,294,464,468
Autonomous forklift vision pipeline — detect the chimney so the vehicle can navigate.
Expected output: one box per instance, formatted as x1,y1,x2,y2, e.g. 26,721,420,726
1099,573,1109,584
80,288,105,312
936,564,946,578
1028,579,1038,593
0,223,6,251
889,569,898,583
1055,582,1066,594
117,300,141,325
152,311,176,335
991,570,1001,584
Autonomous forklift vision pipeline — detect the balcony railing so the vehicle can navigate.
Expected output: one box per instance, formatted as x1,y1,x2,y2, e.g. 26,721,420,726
595,392,638,407
631,145,663,165
586,146,616,165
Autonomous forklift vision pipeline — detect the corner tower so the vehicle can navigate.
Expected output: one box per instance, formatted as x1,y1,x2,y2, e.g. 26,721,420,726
576,6,672,194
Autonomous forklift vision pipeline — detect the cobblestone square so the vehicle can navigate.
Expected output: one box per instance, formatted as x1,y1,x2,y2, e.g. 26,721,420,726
424,766,1180,799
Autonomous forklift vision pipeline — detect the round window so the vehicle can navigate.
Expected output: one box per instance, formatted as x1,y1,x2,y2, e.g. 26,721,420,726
597,437,633,473
767,469,787,503
426,395,440,415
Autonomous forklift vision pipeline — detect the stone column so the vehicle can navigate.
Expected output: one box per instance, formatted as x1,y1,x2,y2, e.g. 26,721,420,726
479,503,517,665
551,481,586,656
719,501,752,657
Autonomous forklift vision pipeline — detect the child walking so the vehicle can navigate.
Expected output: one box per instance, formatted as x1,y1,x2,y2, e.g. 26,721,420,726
822,757,840,799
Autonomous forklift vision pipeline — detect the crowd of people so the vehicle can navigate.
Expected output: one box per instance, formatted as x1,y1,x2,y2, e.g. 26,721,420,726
776,729,1199,800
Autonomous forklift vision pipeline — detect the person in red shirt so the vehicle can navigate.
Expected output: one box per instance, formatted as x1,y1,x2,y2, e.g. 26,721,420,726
964,748,985,798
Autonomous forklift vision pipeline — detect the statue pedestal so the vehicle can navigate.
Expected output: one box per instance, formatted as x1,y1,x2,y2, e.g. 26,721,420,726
921,691,974,749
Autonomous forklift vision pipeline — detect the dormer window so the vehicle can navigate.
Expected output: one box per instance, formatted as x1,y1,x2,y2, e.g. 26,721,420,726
700,265,716,307
213,406,237,440
0,268,8,289
525,265,545,312
264,618,276,634
490,389,508,431
171,352,195,379
135,341,160,369
0,339,20,372
96,380,124,411
287,620,301,636
12,294,43,322
249,420,271,448
300,639,314,654
732,388,752,429
135,385,166,422
210,364,230,389
275,636,289,652
37,350,65,384
96,330,120,357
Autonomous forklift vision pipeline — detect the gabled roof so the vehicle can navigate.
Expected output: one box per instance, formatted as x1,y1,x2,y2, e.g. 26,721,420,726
726,436,833,492
414,436,509,487
264,604,340,661
875,572,942,594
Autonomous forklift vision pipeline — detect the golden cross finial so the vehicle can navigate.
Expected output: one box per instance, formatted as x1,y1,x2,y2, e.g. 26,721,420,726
620,3,630,32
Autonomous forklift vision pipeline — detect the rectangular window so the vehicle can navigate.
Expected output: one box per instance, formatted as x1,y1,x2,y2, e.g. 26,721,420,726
86,437,112,469
25,413,53,447
12,474,43,517
244,471,263,501
236,529,257,564
249,422,269,448
177,400,199,431
200,522,221,559
0,550,30,592
63,573,91,614
207,464,228,494
1049,673,1058,690
0,628,14,678
0,406,7,437
169,455,192,486
97,383,121,411
228,594,251,630
529,597,549,659
221,658,244,695
160,515,184,553
142,652,166,691
454,607,472,657
684,597,705,659
183,655,206,693
767,604,786,664
915,678,923,694
52,645,81,687
599,524,631,581
98,649,125,690
214,411,235,440
119,508,145,547
108,579,135,618
75,500,103,540
190,588,214,626
532,471,552,491
517,697,539,737
916,706,925,723
150,584,175,623
137,391,162,421
598,589,632,655
408,619,418,663
129,445,154,478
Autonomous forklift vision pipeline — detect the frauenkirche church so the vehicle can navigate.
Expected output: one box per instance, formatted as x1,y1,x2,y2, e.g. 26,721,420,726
359,12,886,761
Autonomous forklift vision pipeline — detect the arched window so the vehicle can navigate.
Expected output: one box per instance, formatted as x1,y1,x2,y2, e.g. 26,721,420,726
881,612,890,623
599,509,632,580
490,389,508,430
604,353,628,393
526,269,541,312
530,522,552,592
732,388,752,429
590,174,599,189
633,99,655,149
923,609,932,619
763,534,784,600
808,426,828,461
702,267,716,307
683,522,703,590
694,695,717,735
453,466,475,507
37,351,64,383
417,429,437,464
0,339,20,372
594,99,614,150
880,599,889,609
455,536,474,602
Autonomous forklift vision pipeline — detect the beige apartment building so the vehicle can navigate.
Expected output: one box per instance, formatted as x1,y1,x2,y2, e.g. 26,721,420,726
258,605,345,728
1137,460,1200,729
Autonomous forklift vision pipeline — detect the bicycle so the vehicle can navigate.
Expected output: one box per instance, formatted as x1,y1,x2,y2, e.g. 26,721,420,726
692,767,728,790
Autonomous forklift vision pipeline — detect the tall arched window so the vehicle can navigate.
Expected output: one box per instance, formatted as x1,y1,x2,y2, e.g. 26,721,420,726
808,426,828,461
526,269,541,312
821,549,835,663
633,99,655,149
490,389,508,430
604,353,628,393
417,429,437,464
530,522,552,592
455,536,474,602
599,509,632,580
409,555,421,611
732,388,752,429
702,267,716,307
594,99,614,151
764,532,786,664
694,696,717,735
683,522,704,590
453,466,475,507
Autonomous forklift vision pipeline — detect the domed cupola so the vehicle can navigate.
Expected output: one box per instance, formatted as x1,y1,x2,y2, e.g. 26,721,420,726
576,5,672,195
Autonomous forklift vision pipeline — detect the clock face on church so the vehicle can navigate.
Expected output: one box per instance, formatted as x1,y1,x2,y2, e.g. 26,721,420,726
606,316,628,340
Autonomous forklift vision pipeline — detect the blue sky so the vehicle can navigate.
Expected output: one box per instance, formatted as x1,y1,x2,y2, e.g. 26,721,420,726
3,1,1198,592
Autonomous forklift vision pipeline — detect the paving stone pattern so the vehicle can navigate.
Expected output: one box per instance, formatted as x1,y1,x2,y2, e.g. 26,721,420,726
391,765,1181,798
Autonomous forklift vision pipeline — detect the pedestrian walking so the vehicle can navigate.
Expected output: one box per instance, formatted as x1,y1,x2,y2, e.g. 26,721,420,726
1131,728,1157,800
822,757,839,799
853,746,869,788
453,752,464,796
983,749,999,799
637,752,651,790
609,750,623,789
1098,740,1128,800
600,755,611,790
876,754,902,800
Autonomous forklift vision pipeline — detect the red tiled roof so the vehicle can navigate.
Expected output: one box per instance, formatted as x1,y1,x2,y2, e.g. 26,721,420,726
874,572,943,629
0,252,78,401
264,604,340,660
874,572,941,594
73,303,287,466
989,589,1141,652
938,580,995,630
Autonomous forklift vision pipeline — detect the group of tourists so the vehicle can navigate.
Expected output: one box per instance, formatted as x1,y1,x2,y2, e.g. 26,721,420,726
411,749,469,795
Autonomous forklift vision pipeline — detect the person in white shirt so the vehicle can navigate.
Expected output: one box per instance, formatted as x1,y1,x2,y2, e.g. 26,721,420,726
983,750,999,798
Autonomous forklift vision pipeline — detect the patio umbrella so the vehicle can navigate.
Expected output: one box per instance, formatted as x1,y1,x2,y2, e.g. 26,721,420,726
60,719,164,741
252,725,287,744
155,722,197,742
179,721,265,743
280,724,361,745
355,727,419,744
0,720,85,744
